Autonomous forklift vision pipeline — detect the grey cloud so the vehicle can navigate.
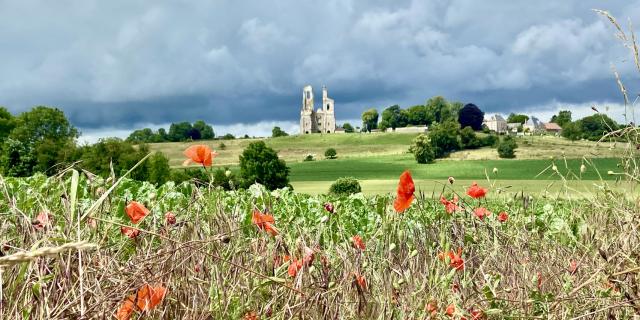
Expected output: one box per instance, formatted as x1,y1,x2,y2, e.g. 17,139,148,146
0,0,639,137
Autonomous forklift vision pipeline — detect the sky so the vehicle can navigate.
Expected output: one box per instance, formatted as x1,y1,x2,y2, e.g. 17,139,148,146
1,0,640,143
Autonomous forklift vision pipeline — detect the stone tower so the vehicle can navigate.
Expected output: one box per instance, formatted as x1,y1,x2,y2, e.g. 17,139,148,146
299,85,336,134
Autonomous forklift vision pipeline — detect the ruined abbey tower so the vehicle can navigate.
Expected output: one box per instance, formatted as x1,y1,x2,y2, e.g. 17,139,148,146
300,85,335,134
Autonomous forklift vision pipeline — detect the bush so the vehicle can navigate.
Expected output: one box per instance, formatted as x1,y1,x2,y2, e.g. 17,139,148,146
239,141,290,190
497,136,518,158
148,152,171,185
409,134,435,164
325,148,337,159
329,177,362,196
428,121,461,158
219,142,226,150
221,133,235,140
303,154,314,161
272,126,289,138
482,134,499,147
460,127,482,149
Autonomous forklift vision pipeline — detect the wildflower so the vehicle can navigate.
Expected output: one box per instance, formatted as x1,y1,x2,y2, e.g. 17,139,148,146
445,304,455,317
393,170,415,213
473,207,491,220
352,235,366,251
438,248,464,271
243,311,259,320
251,209,279,236
33,211,51,230
288,259,303,277
183,144,217,167
568,260,578,275
440,195,461,214
448,176,455,184
466,182,487,199
353,273,367,291
497,211,508,222
164,212,176,225
302,246,315,266
323,202,334,214
120,226,140,239
117,284,167,320
194,264,201,273
426,301,438,316
87,218,97,229
125,201,149,224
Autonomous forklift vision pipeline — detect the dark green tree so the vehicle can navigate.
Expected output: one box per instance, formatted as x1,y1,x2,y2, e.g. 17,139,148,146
409,134,435,164
406,105,433,126
380,105,408,130
239,141,290,190
221,133,235,140
458,103,485,130
342,123,355,133
1,106,78,176
550,110,572,127
324,148,337,159
168,122,193,142
460,126,483,149
428,121,461,158
126,128,156,143
507,113,529,124
497,135,518,158
193,120,215,139
425,96,456,123
579,114,618,141
0,107,15,142
272,126,289,137
361,108,379,132
561,121,583,141
148,152,171,185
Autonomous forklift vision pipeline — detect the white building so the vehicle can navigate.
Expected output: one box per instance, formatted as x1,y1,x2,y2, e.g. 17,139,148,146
523,116,544,133
483,114,507,133
300,85,336,134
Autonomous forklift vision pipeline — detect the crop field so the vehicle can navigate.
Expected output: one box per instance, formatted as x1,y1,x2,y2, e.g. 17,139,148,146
1,164,639,318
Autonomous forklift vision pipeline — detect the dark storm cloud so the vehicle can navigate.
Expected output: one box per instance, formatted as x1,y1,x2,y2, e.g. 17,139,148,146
1,0,639,131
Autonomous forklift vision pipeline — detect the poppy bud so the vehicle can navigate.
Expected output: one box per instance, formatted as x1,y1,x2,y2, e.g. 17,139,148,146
492,167,498,174
165,212,176,225
225,170,232,177
448,176,455,184
580,164,586,173
552,165,558,172
323,203,334,213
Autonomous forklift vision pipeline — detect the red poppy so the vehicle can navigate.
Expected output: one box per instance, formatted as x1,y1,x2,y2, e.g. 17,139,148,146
469,309,486,320
445,304,455,317
164,212,176,225
121,226,140,239
352,235,366,251
116,284,167,320
183,145,217,167
353,273,367,291
323,202,334,214
251,210,279,236
125,201,149,224
393,170,415,213
440,195,460,214
473,207,491,220
288,259,303,277
568,260,578,275
243,311,259,320
466,182,488,199
497,211,508,222
439,248,464,271
33,211,51,230
302,247,315,266
426,301,438,316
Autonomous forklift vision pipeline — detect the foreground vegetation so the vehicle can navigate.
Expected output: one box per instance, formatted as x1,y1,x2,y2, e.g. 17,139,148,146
1,168,638,318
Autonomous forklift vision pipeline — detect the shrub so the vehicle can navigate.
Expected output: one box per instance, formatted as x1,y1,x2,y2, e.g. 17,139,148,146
325,148,337,159
428,121,461,158
460,127,482,149
482,134,499,147
221,133,235,140
329,177,362,196
239,141,290,190
219,142,226,150
148,152,171,185
497,136,518,158
272,126,289,138
303,154,314,161
409,134,435,164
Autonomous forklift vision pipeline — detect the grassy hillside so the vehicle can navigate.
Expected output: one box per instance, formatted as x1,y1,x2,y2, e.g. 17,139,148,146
149,133,625,167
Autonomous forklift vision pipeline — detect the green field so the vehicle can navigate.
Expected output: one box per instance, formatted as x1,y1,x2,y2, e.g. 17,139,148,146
148,133,632,195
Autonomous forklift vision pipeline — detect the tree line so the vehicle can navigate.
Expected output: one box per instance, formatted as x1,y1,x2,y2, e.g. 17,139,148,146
0,106,291,190
127,120,215,143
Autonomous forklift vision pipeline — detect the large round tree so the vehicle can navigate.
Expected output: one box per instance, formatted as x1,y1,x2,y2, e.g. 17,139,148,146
239,141,290,190
458,103,485,130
